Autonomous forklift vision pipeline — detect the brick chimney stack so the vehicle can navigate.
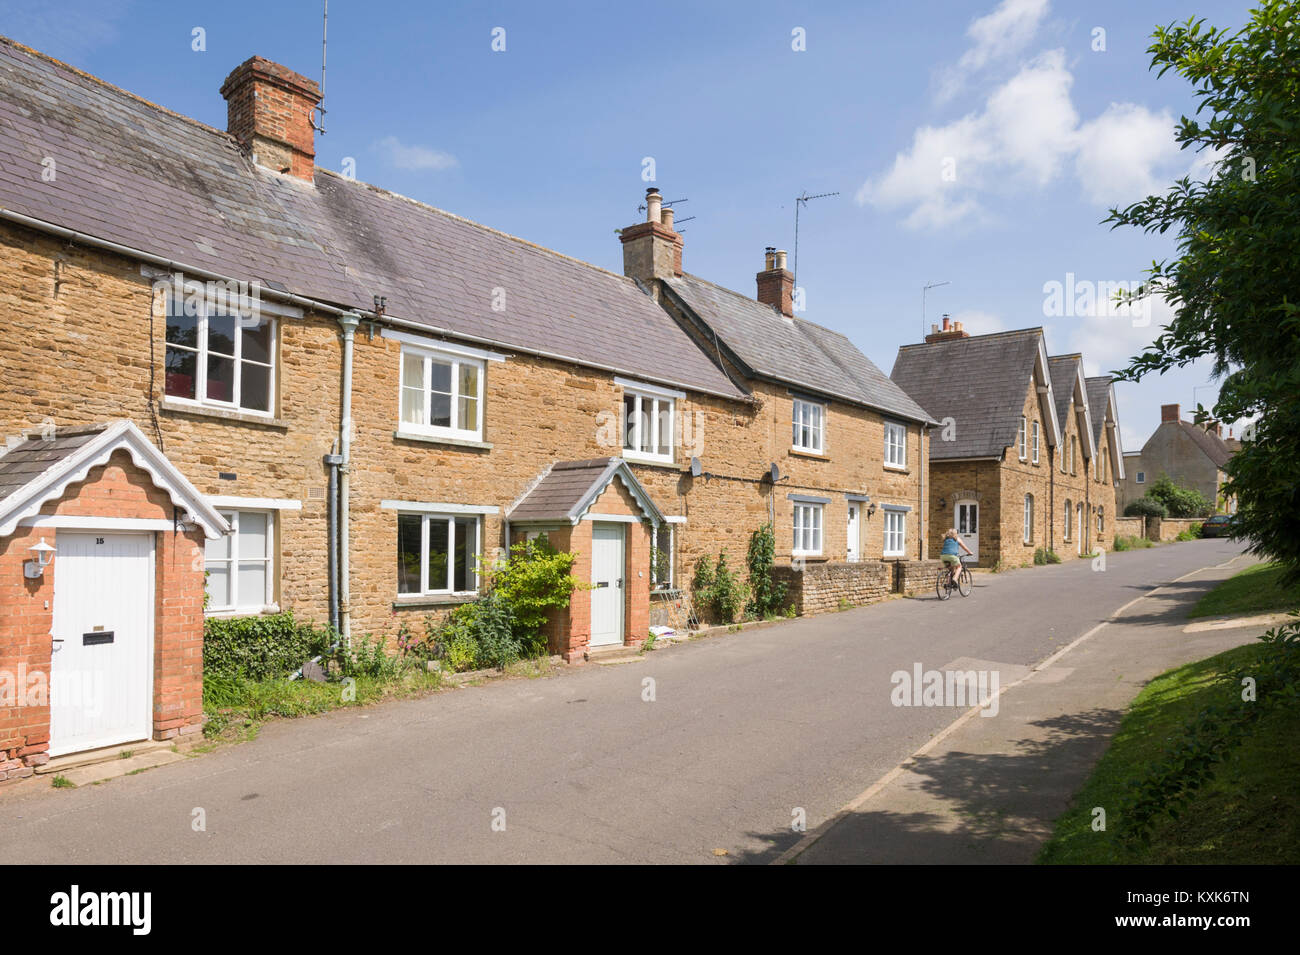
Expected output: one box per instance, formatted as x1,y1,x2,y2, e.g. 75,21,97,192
1161,403,1181,423
220,56,321,181
924,313,969,343
620,188,683,286
756,248,794,317
1205,419,1222,437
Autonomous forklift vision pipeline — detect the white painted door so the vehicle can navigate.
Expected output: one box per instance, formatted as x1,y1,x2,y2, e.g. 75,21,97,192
1077,503,1084,555
956,501,979,559
589,523,625,648
49,533,154,757
846,505,860,562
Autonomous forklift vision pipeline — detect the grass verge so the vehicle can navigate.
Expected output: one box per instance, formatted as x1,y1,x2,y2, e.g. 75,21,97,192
1037,640,1300,863
1188,562,1300,619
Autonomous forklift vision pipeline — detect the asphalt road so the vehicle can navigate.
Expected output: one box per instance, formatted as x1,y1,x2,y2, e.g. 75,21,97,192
0,539,1247,864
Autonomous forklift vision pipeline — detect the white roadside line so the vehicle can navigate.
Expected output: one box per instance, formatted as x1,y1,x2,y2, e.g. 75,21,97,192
770,550,1253,865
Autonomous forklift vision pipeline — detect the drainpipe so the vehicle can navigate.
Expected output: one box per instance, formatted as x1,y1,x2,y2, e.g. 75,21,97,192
918,423,927,559
324,440,342,635
338,311,361,645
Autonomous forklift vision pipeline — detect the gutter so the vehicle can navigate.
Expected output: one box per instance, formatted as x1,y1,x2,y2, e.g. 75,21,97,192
337,312,360,645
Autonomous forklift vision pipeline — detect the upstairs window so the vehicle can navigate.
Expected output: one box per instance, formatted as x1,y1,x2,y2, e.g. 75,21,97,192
1031,420,1040,464
1017,416,1027,460
400,346,484,441
165,293,274,414
884,421,907,469
622,388,675,463
792,398,825,454
1136,471,1146,484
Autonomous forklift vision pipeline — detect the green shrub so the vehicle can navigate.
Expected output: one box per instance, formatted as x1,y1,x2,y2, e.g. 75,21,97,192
1125,497,1169,519
204,611,332,682
1114,534,1154,552
1033,547,1047,565
1147,475,1214,519
1175,523,1204,542
745,523,788,618
489,537,582,656
1046,549,1062,564
692,548,747,623
327,633,405,680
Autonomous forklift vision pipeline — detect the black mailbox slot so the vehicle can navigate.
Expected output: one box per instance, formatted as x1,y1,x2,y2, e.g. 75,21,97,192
83,631,114,646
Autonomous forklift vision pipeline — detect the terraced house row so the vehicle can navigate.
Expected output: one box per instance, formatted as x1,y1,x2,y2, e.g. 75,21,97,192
0,40,948,770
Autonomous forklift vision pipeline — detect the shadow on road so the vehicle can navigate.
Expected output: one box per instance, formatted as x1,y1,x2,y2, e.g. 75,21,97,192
728,705,1126,865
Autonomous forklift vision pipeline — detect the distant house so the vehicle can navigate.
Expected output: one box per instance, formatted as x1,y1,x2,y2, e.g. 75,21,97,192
890,320,1123,567
1119,404,1236,514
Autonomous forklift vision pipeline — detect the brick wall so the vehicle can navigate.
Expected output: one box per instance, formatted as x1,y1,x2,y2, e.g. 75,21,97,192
893,559,945,595
773,561,891,615
927,459,1000,568
1113,516,1143,540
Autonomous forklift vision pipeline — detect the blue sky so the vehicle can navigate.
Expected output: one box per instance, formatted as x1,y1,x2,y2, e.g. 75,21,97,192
1,0,1257,449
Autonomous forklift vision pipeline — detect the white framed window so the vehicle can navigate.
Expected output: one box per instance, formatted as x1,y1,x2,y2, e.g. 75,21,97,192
792,502,823,556
165,293,275,414
792,398,825,454
205,510,274,612
883,509,906,557
1069,436,1077,474
884,421,907,469
399,345,484,441
1023,494,1034,543
1018,416,1027,460
1097,507,1104,533
623,388,675,463
397,512,481,595
1063,500,1072,540
652,523,674,590
1136,470,1146,484
1031,420,1040,464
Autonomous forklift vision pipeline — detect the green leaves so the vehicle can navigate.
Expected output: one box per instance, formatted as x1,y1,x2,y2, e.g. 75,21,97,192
203,610,332,682
745,523,789,619
1109,0,1300,573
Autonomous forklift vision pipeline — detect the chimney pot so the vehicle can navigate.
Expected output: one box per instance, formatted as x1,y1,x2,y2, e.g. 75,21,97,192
764,247,775,270
774,250,788,271
645,188,662,223
661,206,674,230
941,313,951,331
931,323,939,334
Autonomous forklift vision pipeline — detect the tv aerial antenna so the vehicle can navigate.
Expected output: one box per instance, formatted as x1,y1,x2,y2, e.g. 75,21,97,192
792,190,839,289
314,0,329,134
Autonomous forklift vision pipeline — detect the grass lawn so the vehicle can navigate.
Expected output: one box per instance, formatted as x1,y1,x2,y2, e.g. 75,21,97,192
1037,640,1300,864
1188,562,1300,618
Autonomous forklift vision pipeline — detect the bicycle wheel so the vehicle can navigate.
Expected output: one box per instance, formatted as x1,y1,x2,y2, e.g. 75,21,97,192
958,568,972,597
936,570,951,600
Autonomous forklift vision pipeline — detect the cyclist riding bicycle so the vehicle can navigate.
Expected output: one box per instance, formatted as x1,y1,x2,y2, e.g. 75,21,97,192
939,528,974,585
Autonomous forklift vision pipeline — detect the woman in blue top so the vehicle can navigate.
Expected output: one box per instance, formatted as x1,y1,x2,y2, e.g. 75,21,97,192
939,528,973,586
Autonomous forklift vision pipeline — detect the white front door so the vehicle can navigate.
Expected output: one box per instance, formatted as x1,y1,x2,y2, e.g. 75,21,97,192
589,523,625,648
956,501,979,559
49,532,155,757
846,504,860,562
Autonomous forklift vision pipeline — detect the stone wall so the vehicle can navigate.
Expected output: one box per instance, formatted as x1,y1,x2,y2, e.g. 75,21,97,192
1113,516,1144,540
893,559,945,595
1149,517,1204,542
773,561,891,616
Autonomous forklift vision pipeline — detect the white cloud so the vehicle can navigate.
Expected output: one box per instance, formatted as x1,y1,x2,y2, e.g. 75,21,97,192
950,310,1006,335
861,1,1184,229
937,0,1051,102
376,136,458,172
1075,103,1181,206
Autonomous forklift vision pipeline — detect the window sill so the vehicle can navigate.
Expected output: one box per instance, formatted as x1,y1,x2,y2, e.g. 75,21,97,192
206,604,281,619
161,398,286,430
789,447,829,460
392,594,479,609
650,588,683,600
792,554,826,563
394,430,492,451
883,463,908,473
621,454,679,470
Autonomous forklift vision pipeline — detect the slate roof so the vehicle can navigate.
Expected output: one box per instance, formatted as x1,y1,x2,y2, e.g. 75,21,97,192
1177,421,1234,469
507,458,664,524
662,273,935,424
0,36,745,402
0,425,107,504
1048,355,1083,426
1084,377,1114,449
890,329,1046,459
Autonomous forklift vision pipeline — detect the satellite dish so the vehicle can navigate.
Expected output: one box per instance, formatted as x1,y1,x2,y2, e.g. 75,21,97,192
690,457,702,477
769,463,781,484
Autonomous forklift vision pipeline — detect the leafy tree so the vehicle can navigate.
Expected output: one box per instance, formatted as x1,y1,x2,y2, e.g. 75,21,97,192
745,523,788,618
1124,497,1169,519
1146,474,1214,517
1107,1,1300,569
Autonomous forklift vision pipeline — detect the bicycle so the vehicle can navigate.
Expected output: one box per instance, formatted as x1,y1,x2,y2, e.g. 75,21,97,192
936,556,973,600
